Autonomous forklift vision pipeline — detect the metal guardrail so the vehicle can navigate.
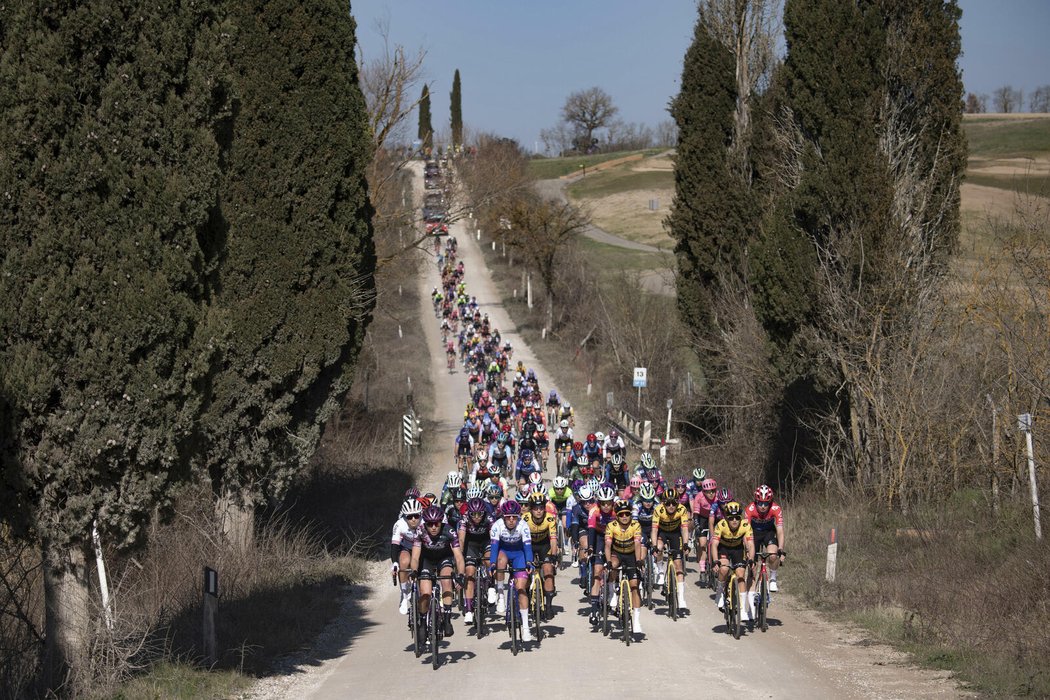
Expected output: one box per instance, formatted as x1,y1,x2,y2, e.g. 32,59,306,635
606,408,651,452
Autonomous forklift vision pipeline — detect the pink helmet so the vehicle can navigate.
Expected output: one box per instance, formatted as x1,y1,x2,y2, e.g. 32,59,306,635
701,478,717,491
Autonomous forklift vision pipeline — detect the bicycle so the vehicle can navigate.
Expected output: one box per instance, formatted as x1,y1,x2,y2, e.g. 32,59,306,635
471,561,490,639
555,516,568,569
704,539,719,591
660,547,682,621
527,565,545,646
401,572,423,658
599,566,611,636
723,563,743,639
446,352,455,373
609,566,634,645
495,567,526,655
413,571,457,669
751,550,784,633
641,545,656,610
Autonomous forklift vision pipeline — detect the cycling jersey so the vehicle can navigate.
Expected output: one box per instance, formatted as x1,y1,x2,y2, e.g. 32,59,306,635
711,518,754,547
523,512,557,543
548,487,572,509
691,492,715,520
390,518,420,560
745,501,784,532
414,525,460,561
514,457,541,482
632,503,657,528
489,517,534,574
586,505,616,539
605,520,642,555
653,503,691,532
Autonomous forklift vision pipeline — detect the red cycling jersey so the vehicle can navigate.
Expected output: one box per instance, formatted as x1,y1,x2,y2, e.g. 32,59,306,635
744,501,784,532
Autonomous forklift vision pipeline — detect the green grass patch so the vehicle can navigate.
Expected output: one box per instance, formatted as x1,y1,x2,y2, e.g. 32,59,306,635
568,168,673,199
965,171,1050,197
104,662,250,700
964,117,1050,158
575,235,671,273
528,149,663,179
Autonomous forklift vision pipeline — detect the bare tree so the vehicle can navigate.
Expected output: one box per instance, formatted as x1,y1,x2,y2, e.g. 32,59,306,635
993,84,1022,113
655,119,678,147
1030,85,1050,113
605,120,655,151
964,92,987,114
506,195,590,333
539,121,576,156
699,0,782,177
561,87,619,151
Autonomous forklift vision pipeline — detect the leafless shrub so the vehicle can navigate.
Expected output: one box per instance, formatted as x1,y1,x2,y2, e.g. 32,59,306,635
0,538,43,699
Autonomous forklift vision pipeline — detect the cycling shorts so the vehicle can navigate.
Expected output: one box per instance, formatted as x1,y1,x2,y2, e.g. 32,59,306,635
496,548,530,578
464,539,490,564
608,552,640,580
531,540,557,565
753,528,778,551
718,544,747,568
657,530,683,554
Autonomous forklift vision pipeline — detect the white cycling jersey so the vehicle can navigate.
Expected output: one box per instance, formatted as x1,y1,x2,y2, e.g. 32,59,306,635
602,436,626,455
554,427,573,443
390,518,420,548
488,517,531,548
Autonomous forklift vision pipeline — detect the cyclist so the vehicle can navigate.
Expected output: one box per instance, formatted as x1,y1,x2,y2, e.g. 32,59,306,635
558,401,574,427
582,485,617,624
391,499,424,615
534,424,550,464
605,452,629,493
745,485,786,592
440,471,463,506
605,498,645,635
444,487,466,529
545,390,561,425
633,483,658,557
514,449,542,488
568,454,596,483
453,427,474,472
487,433,512,475
690,478,719,575
548,475,573,516
711,501,755,621
524,492,559,619
409,505,466,638
489,500,535,642
708,486,734,538
651,487,690,611
458,497,493,624
685,467,706,501
568,484,594,574
602,429,626,461
634,451,656,478
583,433,603,464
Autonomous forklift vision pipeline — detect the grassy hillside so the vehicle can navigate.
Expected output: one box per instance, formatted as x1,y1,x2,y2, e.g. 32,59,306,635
528,148,663,179
963,113,1050,158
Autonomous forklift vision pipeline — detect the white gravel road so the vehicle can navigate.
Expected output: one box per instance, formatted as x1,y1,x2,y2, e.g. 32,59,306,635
246,164,966,700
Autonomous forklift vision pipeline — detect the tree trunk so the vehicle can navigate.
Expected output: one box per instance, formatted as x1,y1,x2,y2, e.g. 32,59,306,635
216,487,255,551
545,290,554,335
42,539,92,690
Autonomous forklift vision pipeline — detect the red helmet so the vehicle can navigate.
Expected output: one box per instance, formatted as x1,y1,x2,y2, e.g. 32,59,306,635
587,433,597,443
573,441,583,451
755,485,775,503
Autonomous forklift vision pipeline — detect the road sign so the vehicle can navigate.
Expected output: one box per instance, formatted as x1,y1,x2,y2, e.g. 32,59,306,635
633,367,647,388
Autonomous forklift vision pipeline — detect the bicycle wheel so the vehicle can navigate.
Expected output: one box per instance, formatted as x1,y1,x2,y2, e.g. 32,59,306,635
531,575,544,645
621,580,632,645
474,569,485,638
759,574,769,633
601,574,610,636
430,602,440,670
667,563,678,622
556,521,566,568
730,586,742,639
411,586,422,658
508,589,519,656
644,554,654,610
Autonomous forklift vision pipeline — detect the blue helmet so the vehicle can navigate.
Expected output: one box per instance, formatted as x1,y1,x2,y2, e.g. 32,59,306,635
520,449,533,463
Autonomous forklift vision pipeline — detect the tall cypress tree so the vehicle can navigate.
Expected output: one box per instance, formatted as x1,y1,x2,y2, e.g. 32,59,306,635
667,15,754,338
203,0,376,542
0,0,228,682
418,84,433,153
450,69,463,150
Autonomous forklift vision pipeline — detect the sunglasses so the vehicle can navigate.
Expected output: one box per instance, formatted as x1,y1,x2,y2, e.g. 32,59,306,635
406,514,421,520
727,516,741,521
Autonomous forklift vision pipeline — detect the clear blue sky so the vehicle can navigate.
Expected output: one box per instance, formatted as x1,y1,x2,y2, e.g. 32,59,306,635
351,0,1050,150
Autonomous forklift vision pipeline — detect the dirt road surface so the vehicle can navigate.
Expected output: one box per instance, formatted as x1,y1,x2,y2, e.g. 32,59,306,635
248,165,966,700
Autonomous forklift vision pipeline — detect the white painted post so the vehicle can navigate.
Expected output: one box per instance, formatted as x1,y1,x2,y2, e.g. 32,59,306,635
476,228,480,241
1019,413,1042,540
587,382,592,396
92,521,113,631
826,528,838,582
659,445,667,466
398,324,403,339
492,241,496,251
527,274,533,309
203,567,218,665
665,399,673,443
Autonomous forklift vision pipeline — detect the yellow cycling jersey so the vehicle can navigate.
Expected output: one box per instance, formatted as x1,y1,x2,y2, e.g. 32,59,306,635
605,520,642,555
523,512,557,543
653,503,691,532
711,518,753,547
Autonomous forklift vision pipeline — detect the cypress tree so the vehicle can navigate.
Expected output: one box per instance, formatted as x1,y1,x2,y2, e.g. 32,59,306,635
667,15,754,339
450,69,463,150
0,0,228,682
418,84,433,153
202,0,376,541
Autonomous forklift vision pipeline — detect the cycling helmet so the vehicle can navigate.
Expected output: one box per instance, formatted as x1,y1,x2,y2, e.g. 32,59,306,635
609,429,619,439
486,483,502,498
422,505,444,524
573,441,583,451
638,483,657,501
663,488,681,504
614,499,633,515
580,465,595,478
548,390,558,399
723,501,743,518
564,401,571,409
404,487,421,499
629,476,642,490
611,453,625,466
536,424,546,434
586,477,602,493
577,455,590,467
501,500,522,516
500,399,509,408
701,478,717,491
674,477,687,490
467,484,484,500
560,419,569,429
525,400,534,408
587,433,597,443
400,499,424,518
467,497,487,514
645,468,660,482
458,427,470,438
520,451,533,465
640,452,655,470
515,489,530,503
755,485,775,503
595,431,605,442
596,486,616,502
577,485,594,501
528,472,543,486
717,487,733,503
447,471,462,487
692,468,707,481
528,491,547,506
552,476,569,490
451,487,467,501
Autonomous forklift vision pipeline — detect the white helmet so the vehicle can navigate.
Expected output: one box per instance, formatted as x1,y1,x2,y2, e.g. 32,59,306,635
596,486,616,502
528,472,543,486
447,471,462,487
564,402,571,409
467,484,484,499
560,419,569,429
500,399,509,407
577,485,594,501
595,431,605,442
400,499,423,518
552,476,569,490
